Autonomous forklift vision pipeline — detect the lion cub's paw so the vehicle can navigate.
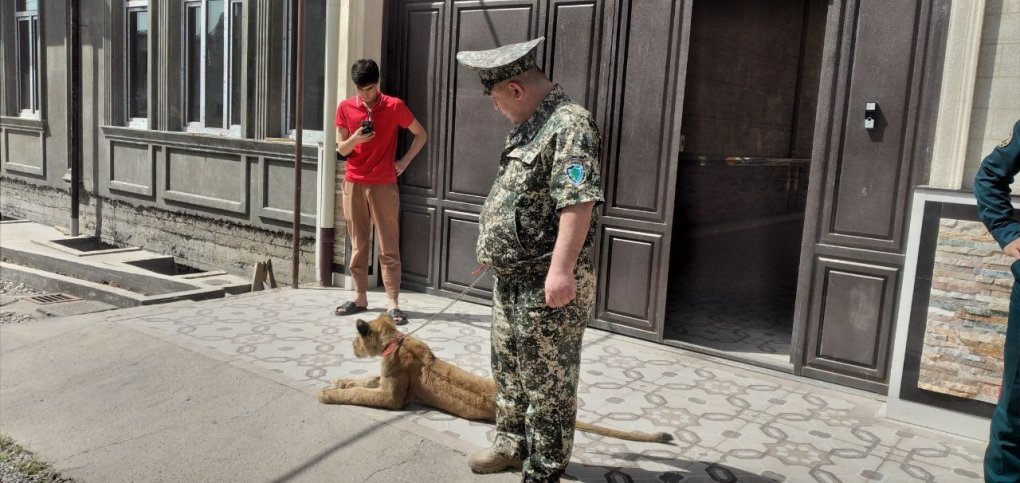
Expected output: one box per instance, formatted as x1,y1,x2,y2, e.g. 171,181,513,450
318,388,339,404
329,378,356,389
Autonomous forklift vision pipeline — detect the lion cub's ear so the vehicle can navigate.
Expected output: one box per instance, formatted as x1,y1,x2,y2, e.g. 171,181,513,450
356,319,372,337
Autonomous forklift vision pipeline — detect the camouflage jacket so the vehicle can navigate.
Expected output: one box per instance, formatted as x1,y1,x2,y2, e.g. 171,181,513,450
476,86,604,276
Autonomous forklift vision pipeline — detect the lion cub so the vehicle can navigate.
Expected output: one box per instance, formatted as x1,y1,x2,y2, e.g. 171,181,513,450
318,313,672,443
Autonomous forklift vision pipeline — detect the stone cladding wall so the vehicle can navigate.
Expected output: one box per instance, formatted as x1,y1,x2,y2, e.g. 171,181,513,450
920,218,1008,403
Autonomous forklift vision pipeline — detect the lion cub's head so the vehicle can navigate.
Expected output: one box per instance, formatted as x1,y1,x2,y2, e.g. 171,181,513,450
352,313,401,358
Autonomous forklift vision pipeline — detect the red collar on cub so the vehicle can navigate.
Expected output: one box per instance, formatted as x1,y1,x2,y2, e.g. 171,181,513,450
381,333,406,357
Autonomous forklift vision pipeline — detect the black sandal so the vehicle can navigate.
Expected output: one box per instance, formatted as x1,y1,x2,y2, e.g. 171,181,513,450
388,308,409,326
335,301,367,316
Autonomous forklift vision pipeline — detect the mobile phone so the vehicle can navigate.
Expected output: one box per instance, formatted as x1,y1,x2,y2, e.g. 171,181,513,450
361,120,374,135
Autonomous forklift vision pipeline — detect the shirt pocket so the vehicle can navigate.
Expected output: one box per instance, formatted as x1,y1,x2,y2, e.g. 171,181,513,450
502,148,541,192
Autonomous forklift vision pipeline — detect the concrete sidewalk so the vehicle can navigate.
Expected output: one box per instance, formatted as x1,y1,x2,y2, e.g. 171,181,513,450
0,297,514,482
1,288,986,482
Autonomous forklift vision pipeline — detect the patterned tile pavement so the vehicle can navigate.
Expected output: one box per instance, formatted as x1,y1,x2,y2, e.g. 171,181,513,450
119,288,985,482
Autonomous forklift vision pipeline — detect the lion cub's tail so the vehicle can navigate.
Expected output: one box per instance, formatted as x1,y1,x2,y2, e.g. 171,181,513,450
575,421,674,443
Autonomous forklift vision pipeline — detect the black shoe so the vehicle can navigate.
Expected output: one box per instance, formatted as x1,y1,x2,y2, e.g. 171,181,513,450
388,308,409,325
335,301,367,316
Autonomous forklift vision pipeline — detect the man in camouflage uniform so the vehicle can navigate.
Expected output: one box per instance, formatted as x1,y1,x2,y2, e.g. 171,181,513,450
456,37,603,482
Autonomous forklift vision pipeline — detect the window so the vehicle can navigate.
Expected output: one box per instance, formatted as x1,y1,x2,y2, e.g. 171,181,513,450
126,1,149,127
284,0,326,142
184,0,243,134
14,0,40,116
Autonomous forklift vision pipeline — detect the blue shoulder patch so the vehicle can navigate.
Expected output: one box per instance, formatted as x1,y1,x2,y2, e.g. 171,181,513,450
565,163,585,186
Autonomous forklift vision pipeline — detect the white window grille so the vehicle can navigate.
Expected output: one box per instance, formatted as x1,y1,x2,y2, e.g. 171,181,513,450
283,0,326,144
14,0,40,118
184,0,243,135
126,0,149,128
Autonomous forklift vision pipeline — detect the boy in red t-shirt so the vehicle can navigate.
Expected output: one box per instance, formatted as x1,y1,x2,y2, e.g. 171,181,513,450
334,59,428,324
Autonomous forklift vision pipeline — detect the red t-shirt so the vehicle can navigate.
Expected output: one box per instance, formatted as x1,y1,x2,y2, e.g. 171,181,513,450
335,92,414,184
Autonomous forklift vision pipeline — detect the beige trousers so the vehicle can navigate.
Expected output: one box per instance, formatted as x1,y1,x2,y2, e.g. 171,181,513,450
342,181,401,301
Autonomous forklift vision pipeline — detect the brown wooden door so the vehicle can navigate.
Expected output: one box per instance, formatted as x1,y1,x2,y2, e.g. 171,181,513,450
387,1,693,343
588,0,692,342
792,0,942,393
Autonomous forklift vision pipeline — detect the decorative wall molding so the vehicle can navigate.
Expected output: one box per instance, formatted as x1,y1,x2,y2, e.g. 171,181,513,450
928,0,985,189
2,128,46,177
163,148,248,214
102,125,318,159
257,156,317,227
108,140,155,197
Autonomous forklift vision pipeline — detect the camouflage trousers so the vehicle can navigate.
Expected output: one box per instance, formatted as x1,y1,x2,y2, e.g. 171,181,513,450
490,271,594,483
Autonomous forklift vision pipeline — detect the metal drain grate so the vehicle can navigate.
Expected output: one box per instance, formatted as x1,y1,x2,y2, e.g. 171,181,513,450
26,293,81,305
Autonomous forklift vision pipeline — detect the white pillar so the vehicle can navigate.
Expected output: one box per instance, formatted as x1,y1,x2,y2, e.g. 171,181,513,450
927,0,985,190
336,0,384,98
315,0,342,286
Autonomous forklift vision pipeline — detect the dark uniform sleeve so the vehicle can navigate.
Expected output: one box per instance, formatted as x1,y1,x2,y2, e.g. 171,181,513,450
549,115,604,211
975,120,1020,248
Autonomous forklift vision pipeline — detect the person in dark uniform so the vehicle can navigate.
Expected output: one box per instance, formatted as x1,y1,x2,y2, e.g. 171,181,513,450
974,119,1020,482
455,37,604,482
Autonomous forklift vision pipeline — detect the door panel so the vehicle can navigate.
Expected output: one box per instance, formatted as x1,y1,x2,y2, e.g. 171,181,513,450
593,227,662,332
441,209,495,293
825,1,921,249
545,0,603,113
397,2,444,197
805,257,898,381
603,0,687,222
447,2,538,204
399,205,436,287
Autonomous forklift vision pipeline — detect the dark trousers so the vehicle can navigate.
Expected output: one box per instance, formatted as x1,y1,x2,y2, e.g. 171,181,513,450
986,261,1020,481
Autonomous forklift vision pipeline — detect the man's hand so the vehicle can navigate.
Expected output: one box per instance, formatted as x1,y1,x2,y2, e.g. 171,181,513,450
337,126,375,158
351,126,376,144
395,158,411,176
1005,238,1020,259
545,268,576,308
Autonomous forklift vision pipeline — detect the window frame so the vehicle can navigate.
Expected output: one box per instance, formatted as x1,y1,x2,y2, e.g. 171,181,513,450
14,2,41,119
282,0,325,145
125,0,149,129
182,0,243,136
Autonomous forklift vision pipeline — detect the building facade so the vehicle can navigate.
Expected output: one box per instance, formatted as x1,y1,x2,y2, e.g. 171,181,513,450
1,0,354,284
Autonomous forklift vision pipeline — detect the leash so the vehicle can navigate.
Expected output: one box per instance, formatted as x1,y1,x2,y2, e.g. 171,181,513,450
403,267,490,338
